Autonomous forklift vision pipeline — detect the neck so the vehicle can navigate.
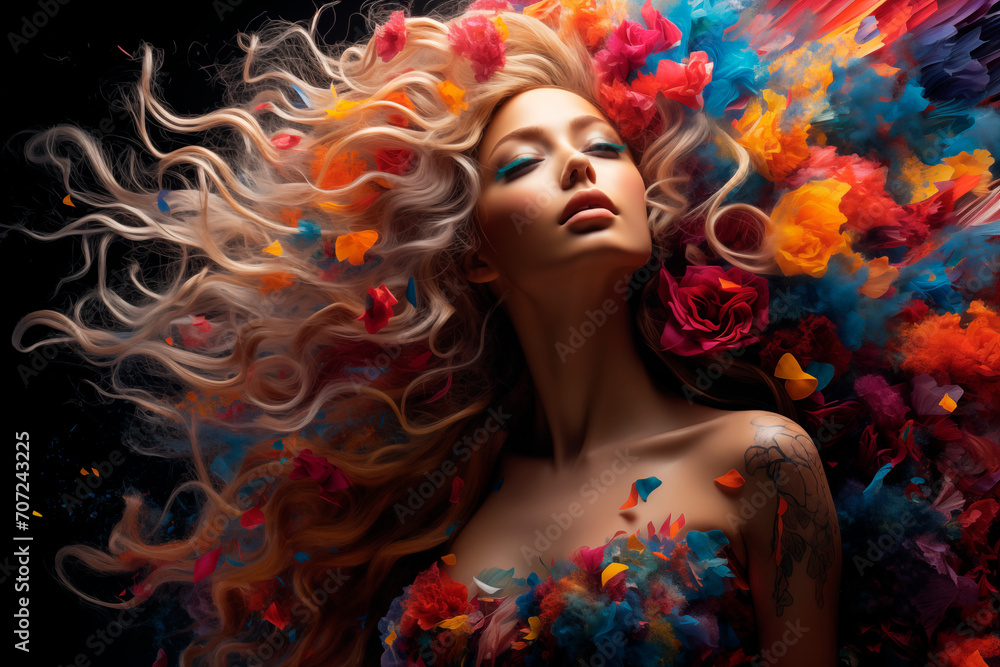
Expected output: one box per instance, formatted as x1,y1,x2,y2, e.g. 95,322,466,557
499,269,680,473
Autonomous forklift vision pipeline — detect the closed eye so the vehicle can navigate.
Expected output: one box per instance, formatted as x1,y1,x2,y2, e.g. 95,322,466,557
494,141,627,182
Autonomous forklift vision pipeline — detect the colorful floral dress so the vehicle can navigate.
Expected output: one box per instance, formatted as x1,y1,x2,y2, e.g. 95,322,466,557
377,527,758,666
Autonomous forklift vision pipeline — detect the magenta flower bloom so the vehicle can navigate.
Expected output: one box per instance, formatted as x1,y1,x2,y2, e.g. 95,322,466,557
657,265,769,356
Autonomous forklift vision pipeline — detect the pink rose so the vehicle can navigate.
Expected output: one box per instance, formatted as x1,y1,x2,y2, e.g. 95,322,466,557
657,265,769,356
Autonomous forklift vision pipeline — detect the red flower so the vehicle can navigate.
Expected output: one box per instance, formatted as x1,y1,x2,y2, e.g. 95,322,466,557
400,562,471,635
447,15,506,83
632,51,714,110
374,10,407,63
358,284,399,334
596,79,661,149
289,448,352,505
657,265,769,356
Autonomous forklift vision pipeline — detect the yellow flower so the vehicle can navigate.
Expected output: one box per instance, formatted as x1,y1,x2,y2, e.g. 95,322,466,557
733,89,811,181
492,16,508,40
771,179,853,277
437,80,468,115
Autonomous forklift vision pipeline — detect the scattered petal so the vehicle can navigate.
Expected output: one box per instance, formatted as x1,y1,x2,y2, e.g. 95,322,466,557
601,562,629,587
619,481,639,509
713,469,746,488
524,615,542,641
774,353,818,400
449,477,464,503
406,276,417,307
437,80,469,114
193,547,222,583
270,133,302,150
240,505,265,529
263,240,283,256
357,284,398,334
335,230,379,265
157,190,170,213
636,476,662,501
62,194,75,207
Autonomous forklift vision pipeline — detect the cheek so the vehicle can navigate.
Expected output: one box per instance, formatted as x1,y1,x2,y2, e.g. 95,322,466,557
479,185,549,246
612,167,648,226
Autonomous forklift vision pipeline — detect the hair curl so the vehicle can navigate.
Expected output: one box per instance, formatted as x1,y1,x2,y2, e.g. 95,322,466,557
13,3,793,665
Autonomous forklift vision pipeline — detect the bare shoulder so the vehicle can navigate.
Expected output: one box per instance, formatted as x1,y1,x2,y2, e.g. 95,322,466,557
719,410,842,626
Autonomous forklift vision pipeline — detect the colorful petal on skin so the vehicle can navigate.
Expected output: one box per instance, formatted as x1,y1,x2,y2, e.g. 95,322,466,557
713,469,746,488
619,481,639,509
636,476,662,501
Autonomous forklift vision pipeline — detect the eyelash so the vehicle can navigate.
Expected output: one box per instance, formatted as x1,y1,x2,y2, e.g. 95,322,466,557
494,141,627,182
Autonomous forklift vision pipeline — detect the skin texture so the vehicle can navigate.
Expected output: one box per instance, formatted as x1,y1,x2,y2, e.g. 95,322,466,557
453,87,841,665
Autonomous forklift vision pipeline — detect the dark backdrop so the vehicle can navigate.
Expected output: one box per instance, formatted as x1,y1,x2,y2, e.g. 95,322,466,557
2,1,439,665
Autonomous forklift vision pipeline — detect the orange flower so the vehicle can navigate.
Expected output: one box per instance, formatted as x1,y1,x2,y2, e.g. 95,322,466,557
522,0,562,29
311,148,367,191
770,178,853,277
733,89,811,181
896,301,1000,408
437,80,468,115
560,0,616,51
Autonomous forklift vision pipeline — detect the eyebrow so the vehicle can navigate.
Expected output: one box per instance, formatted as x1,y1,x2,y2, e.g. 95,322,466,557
487,115,617,161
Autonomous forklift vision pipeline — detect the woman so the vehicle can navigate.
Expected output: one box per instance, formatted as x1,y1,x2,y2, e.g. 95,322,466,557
13,0,998,665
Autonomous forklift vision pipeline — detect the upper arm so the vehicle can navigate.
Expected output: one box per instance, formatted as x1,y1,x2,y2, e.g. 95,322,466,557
731,411,842,665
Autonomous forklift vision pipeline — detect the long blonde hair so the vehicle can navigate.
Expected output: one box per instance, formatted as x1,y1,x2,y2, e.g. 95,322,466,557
13,3,788,665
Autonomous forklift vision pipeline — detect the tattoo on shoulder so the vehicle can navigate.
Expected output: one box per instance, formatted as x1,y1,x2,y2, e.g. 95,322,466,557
744,415,838,616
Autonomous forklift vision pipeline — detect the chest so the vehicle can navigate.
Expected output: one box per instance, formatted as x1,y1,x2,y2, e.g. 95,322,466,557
442,443,748,594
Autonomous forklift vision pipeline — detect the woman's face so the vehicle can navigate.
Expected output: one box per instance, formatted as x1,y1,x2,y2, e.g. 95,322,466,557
466,87,651,295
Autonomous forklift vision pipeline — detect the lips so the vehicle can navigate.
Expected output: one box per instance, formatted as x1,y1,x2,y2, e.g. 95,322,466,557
560,189,618,225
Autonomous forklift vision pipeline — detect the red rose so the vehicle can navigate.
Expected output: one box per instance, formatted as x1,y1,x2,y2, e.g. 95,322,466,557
657,265,769,356
400,562,471,635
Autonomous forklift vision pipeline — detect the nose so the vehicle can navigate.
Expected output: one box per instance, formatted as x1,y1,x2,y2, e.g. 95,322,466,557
561,151,596,190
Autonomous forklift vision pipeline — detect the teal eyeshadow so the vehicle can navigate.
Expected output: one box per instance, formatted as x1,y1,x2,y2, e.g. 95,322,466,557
495,157,534,181
493,142,627,182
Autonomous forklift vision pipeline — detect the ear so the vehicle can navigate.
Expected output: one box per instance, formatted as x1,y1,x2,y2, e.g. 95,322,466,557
463,246,500,284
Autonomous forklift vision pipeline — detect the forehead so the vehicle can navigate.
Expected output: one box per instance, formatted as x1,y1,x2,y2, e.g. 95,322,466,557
478,87,610,156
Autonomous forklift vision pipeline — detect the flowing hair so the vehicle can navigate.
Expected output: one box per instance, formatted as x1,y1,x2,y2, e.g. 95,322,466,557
13,3,792,665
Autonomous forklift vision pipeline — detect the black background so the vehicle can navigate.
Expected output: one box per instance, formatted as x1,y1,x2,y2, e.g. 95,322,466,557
1,1,439,665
